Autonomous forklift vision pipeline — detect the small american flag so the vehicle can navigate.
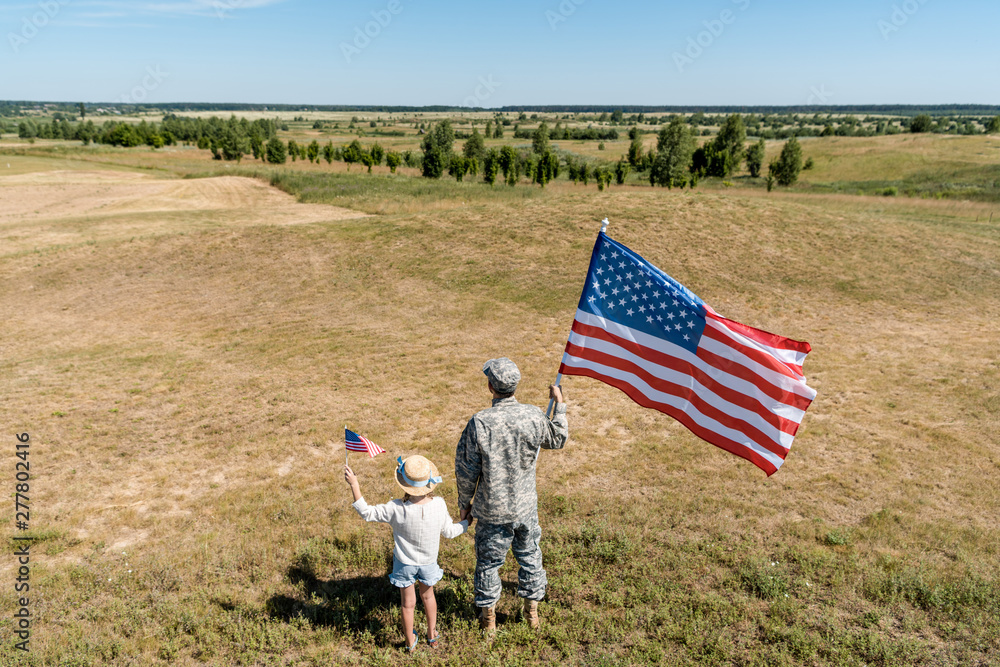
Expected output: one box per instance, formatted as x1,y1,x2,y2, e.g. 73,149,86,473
559,231,816,476
345,428,386,458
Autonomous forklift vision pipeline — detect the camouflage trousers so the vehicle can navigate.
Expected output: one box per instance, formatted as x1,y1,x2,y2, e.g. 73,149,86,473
474,511,547,607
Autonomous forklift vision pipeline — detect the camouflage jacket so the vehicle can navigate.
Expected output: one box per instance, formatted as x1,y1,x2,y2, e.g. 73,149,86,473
455,397,568,524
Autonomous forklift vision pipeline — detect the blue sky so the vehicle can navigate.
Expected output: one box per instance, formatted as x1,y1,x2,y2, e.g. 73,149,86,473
2,0,998,105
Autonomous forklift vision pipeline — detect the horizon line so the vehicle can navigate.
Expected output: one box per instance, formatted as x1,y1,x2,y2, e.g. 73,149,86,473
6,101,1000,113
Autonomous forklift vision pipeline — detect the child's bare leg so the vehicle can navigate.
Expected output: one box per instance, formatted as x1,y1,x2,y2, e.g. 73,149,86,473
418,582,437,640
400,585,416,645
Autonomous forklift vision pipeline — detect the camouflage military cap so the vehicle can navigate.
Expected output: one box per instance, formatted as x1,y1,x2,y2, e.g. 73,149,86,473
482,357,520,394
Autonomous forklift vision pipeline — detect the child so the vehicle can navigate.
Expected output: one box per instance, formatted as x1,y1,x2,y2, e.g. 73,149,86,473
344,454,471,652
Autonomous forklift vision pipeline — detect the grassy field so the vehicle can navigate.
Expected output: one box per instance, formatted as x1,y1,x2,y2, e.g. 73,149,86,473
1,140,999,666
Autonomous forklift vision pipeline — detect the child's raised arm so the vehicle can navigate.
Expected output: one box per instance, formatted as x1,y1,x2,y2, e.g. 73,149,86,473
346,466,396,524
344,465,362,502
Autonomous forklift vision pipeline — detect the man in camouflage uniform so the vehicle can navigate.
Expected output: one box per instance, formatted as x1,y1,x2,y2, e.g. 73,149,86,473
455,357,568,632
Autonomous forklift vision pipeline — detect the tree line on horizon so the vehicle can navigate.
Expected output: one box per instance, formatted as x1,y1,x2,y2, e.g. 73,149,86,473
10,114,281,153
414,115,806,191
9,110,997,151
4,100,999,118
6,111,999,192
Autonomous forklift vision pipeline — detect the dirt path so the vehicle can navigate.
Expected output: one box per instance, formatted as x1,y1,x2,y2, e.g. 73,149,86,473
0,169,367,255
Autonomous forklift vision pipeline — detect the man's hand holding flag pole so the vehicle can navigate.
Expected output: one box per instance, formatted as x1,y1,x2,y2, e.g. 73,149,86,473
545,218,610,421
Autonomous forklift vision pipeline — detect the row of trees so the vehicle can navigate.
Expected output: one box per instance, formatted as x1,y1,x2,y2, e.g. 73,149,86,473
622,114,1000,141
412,116,805,190
499,112,1000,140
4,114,624,187
512,124,619,142
909,113,1000,134
267,117,805,190
13,115,281,153
624,114,804,189
257,121,619,190
422,121,568,187
244,125,568,188
7,112,815,191
244,136,417,172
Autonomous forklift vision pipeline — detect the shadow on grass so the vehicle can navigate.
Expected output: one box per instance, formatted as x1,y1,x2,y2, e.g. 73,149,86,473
265,564,392,634
265,562,481,635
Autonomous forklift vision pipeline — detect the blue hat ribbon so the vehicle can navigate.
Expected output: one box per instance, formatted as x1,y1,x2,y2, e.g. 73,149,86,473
396,456,442,487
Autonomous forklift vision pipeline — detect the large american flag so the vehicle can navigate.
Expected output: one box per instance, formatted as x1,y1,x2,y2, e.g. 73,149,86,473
345,428,386,458
558,231,816,476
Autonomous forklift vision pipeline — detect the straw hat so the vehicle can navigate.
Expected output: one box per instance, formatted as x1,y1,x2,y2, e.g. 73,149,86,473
395,455,442,496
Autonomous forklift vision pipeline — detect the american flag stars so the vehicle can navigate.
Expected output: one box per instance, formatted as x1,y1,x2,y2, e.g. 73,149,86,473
580,235,707,354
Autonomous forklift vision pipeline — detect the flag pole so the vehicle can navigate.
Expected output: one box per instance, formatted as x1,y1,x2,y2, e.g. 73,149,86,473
345,425,348,466
546,217,609,419
545,373,563,419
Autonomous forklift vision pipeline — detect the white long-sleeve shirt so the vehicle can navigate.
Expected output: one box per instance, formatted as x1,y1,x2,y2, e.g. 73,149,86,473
352,495,469,565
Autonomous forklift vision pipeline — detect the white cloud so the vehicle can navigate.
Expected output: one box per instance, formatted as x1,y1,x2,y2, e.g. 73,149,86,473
52,19,155,27
5,0,291,19
141,0,287,16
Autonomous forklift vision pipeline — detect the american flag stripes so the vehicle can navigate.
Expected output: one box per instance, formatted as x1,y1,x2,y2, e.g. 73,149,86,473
345,428,386,458
558,231,816,476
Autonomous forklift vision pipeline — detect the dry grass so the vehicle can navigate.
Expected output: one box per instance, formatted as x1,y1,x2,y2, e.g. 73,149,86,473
0,164,367,256
796,133,1000,181
1,147,998,665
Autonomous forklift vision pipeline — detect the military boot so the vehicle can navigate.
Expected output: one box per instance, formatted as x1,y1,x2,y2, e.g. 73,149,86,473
479,605,496,635
524,599,539,629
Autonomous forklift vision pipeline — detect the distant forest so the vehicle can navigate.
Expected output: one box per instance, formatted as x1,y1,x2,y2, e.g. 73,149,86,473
2,101,999,118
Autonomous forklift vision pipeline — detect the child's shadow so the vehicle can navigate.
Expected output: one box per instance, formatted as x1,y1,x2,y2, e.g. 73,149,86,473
265,562,471,634
265,562,390,633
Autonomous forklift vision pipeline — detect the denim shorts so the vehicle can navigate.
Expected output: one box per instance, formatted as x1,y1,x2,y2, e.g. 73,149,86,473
388,555,443,588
